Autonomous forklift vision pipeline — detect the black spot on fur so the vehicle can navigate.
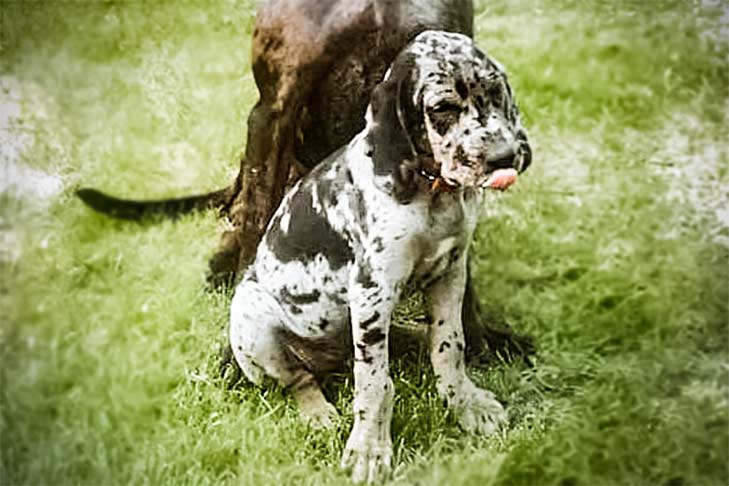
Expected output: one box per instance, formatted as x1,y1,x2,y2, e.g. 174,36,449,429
281,287,321,305
266,185,354,270
362,327,386,345
319,318,329,330
428,107,458,136
439,341,451,353
372,236,384,252
456,342,464,351
355,343,373,364
328,292,347,306
356,263,377,289
360,312,381,329
455,79,468,99
437,319,445,327
290,305,303,315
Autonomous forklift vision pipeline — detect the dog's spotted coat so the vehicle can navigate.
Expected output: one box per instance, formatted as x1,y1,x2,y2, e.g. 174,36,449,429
229,31,531,483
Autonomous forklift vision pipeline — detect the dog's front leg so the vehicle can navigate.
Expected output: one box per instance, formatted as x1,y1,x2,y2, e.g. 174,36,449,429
341,260,402,484
428,254,507,435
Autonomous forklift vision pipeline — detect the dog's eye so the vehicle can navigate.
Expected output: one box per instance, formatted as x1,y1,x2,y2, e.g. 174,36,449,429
430,102,461,115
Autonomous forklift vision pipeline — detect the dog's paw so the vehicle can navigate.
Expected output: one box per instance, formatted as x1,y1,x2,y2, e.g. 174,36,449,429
292,382,340,429
453,383,506,435
341,437,392,484
300,400,339,429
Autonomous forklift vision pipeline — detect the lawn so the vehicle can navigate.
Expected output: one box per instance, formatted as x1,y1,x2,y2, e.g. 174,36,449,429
1,1,728,484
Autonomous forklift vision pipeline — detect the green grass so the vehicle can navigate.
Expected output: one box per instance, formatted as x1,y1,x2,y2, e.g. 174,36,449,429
2,0,728,484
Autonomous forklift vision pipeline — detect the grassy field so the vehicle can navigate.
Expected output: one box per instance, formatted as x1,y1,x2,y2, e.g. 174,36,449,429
1,0,728,484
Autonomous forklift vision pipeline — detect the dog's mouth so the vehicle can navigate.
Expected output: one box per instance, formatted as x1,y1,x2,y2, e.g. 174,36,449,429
479,168,518,191
422,155,519,192
436,167,518,192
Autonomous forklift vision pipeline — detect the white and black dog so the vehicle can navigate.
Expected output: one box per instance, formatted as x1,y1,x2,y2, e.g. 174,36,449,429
229,31,531,483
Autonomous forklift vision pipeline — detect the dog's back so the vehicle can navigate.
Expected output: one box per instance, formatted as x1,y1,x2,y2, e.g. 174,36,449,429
256,0,474,168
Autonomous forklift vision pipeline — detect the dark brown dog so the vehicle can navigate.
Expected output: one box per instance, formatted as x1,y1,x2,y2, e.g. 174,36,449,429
77,0,533,363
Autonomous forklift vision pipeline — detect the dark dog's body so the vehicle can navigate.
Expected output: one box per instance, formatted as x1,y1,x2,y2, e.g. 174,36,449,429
79,0,474,267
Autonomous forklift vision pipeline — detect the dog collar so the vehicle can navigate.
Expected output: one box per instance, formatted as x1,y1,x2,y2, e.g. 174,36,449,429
418,167,458,194
417,155,459,193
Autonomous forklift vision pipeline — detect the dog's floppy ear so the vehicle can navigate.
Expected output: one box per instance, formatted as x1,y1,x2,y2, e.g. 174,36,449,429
365,52,425,203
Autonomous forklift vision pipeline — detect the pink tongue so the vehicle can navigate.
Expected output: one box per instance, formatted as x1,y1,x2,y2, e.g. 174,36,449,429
485,168,518,190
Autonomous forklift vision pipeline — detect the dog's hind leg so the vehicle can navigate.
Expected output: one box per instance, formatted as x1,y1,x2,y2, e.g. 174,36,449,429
229,281,338,428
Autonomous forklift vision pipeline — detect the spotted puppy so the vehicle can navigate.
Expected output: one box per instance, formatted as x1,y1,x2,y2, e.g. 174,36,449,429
229,30,531,483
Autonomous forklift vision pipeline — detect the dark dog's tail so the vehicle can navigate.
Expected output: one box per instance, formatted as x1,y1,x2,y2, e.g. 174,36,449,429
76,186,233,220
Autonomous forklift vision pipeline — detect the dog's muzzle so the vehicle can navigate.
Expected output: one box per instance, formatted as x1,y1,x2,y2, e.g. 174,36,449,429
484,144,518,171
476,143,525,190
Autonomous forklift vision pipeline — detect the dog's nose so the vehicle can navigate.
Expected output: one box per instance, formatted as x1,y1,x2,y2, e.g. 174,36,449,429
485,145,517,170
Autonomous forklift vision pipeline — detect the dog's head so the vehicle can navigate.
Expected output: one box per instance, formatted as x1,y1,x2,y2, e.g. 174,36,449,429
365,30,531,201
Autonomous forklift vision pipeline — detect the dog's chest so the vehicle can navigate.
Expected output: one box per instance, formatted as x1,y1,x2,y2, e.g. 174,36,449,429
411,194,477,283
366,187,478,285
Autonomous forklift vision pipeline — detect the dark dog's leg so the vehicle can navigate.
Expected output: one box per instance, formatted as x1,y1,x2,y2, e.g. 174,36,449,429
221,103,295,273
209,13,327,285
207,231,241,288
461,266,535,365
